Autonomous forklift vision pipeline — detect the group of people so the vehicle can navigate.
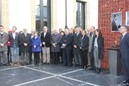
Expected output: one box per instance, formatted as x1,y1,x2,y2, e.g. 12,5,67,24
0,25,104,74
1,24,129,85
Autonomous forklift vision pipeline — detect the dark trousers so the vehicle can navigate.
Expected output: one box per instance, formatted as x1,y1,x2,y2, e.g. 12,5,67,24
52,52,59,64
29,47,32,64
63,50,72,66
121,57,129,80
80,49,88,67
60,49,63,63
34,52,40,65
7,46,11,63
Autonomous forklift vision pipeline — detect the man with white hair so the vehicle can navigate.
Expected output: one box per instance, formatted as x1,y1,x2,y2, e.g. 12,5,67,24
41,26,51,64
19,28,31,65
0,25,8,65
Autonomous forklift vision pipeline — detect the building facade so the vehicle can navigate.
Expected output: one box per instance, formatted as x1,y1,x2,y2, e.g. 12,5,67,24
0,0,98,32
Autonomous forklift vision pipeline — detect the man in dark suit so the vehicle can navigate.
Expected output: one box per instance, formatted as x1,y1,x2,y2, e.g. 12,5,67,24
19,29,31,65
41,26,51,64
73,26,82,66
29,29,35,64
61,28,73,66
119,25,129,85
9,26,19,65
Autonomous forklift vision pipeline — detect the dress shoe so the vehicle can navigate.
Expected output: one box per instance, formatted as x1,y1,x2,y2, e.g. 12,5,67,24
122,79,129,85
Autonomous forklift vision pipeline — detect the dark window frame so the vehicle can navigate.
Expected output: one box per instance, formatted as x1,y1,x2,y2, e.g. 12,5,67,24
76,0,86,29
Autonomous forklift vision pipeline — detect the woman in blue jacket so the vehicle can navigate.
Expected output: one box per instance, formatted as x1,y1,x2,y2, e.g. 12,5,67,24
31,31,42,65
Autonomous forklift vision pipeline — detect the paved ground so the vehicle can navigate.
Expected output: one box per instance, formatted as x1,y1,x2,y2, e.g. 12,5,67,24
0,64,125,86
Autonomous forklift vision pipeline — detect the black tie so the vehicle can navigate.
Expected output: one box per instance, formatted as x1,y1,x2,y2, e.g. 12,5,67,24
1,34,3,38
90,33,92,36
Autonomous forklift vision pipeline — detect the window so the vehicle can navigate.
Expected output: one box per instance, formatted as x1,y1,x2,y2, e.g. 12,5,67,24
35,0,51,32
76,1,86,29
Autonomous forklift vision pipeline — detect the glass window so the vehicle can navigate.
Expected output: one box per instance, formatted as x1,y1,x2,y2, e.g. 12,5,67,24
35,0,40,18
35,0,51,32
76,2,85,29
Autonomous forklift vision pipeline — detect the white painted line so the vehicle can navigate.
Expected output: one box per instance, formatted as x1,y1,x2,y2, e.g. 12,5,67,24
59,69,83,76
23,66,56,76
0,66,23,72
56,77,74,85
23,66,99,86
60,76,100,86
14,75,56,86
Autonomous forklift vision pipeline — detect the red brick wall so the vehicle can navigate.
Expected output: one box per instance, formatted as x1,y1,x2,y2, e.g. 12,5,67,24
98,0,129,69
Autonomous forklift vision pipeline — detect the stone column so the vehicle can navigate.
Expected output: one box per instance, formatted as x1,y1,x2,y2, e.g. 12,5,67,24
1,0,9,32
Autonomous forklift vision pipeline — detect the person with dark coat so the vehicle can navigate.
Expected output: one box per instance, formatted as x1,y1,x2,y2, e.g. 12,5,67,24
119,25,129,85
92,29,104,73
79,30,89,69
73,26,82,66
0,25,8,65
60,31,65,63
19,29,31,65
9,26,20,65
61,28,73,66
41,26,51,64
31,31,42,65
51,30,61,64
29,29,35,64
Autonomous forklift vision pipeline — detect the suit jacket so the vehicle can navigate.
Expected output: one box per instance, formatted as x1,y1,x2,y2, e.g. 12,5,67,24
9,32,19,47
61,34,73,51
19,33,31,53
51,33,61,52
92,36,104,59
0,32,8,51
41,32,51,47
120,33,129,60
73,33,82,54
79,35,89,50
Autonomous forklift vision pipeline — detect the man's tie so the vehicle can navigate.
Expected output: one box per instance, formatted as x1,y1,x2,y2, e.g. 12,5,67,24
121,35,124,42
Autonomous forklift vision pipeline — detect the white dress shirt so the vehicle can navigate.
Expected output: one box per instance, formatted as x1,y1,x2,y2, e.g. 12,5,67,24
12,32,16,39
94,37,98,47
44,32,46,37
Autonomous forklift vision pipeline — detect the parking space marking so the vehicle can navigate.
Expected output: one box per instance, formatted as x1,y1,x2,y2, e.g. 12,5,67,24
14,75,56,86
0,66,23,72
60,75,100,86
16,66,100,86
59,69,83,76
56,77,74,85
23,66,56,75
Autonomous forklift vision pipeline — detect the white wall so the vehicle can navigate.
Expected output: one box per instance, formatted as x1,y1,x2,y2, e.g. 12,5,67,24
89,0,98,29
51,0,76,30
9,0,31,32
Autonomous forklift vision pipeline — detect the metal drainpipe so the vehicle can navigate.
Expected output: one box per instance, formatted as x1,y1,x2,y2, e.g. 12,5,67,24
65,0,67,28
40,0,44,31
47,0,51,32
